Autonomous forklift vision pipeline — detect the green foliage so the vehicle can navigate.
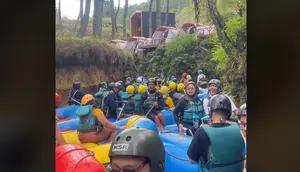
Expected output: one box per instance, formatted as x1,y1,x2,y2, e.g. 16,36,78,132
138,35,220,80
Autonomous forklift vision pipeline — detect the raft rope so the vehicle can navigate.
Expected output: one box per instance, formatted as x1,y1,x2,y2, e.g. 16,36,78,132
70,151,95,172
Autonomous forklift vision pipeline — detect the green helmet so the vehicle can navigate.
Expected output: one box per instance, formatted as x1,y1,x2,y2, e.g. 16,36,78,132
109,128,165,172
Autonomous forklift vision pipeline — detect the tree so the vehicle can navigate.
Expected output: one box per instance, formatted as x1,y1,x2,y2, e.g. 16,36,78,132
149,0,154,37
110,0,120,39
74,0,84,36
58,0,62,31
123,0,128,40
164,0,169,26
193,0,200,23
79,0,92,38
93,0,104,37
156,0,161,29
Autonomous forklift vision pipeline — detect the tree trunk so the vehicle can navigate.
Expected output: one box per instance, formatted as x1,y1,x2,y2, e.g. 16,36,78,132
98,0,104,38
115,0,120,33
123,0,128,40
93,0,104,37
164,0,169,26
74,0,84,36
156,0,161,29
193,0,200,23
206,0,237,54
149,0,154,37
110,0,116,39
58,0,62,31
79,0,92,38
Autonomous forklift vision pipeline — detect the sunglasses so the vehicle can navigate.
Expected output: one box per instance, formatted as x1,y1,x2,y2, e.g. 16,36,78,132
107,160,148,172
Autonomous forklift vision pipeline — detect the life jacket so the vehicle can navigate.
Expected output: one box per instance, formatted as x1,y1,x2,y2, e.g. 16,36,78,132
99,90,112,114
183,98,205,124
76,105,102,133
121,93,135,115
198,88,209,101
199,124,245,172
68,89,81,105
134,94,142,114
144,92,158,109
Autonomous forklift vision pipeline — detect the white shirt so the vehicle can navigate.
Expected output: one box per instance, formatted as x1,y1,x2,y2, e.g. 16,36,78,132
203,94,237,114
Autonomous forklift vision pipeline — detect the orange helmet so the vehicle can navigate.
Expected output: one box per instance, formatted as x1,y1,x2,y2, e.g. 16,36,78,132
81,94,95,105
55,93,61,104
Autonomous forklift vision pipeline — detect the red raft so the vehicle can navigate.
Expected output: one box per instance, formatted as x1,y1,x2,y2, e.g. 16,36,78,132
56,144,106,172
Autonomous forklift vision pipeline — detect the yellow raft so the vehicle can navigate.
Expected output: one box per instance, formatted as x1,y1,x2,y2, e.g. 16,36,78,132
62,115,146,164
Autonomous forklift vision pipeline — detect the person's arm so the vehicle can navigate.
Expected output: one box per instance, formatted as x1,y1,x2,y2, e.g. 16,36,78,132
187,127,210,163
93,108,125,130
173,99,186,125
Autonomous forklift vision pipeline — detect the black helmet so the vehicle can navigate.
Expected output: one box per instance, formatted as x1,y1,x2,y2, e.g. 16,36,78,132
208,94,232,119
156,78,162,84
113,82,122,89
148,78,157,85
108,82,115,90
99,81,107,89
208,79,223,93
109,128,165,172
239,103,247,116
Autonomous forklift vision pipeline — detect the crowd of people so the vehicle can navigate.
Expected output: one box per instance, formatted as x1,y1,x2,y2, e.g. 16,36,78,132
55,70,247,172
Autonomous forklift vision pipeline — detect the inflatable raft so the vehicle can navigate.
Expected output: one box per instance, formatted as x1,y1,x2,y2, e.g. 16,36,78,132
56,105,178,132
61,116,198,172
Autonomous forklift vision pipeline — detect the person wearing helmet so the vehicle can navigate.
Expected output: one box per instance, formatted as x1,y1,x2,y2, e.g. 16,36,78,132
126,77,134,83
196,70,206,85
168,82,177,101
197,78,209,101
108,82,115,91
108,128,165,172
104,82,123,118
238,103,247,171
119,85,136,117
140,78,166,129
187,94,244,171
170,75,177,83
155,78,163,90
172,83,185,105
160,86,175,110
203,79,238,117
77,94,126,144
180,73,188,84
55,93,66,146
173,82,205,136
133,77,142,91
95,81,110,108
68,81,84,105
134,84,147,115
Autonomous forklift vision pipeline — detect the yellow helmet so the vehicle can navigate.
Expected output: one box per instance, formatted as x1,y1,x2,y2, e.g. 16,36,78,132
177,83,185,92
138,84,147,94
160,86,169,95
81,94,95,105
187,75,192,80
168,82,177,91
126,85,135,95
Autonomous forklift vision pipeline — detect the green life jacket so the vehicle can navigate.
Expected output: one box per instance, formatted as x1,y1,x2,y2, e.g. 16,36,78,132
144,92,157,109
183,99,204,124
134,94,142,114
199,124,244,172
121,93,135,115
76,105,102,133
